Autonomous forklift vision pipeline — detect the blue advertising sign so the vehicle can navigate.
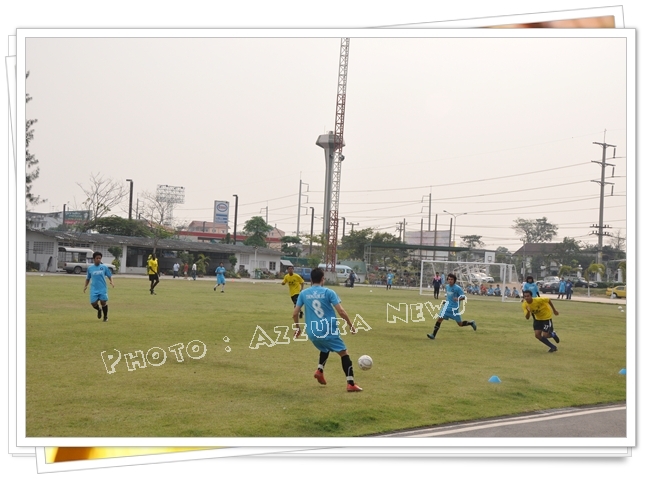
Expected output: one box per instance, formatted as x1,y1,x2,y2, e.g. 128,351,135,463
214,200,230,224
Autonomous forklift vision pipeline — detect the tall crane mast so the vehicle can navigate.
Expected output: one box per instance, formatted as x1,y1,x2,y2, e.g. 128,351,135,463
324,38,350,272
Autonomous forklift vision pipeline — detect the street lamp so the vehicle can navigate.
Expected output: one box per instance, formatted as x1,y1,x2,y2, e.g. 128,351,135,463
443,210,467,248
126,179,134,220
232,194,238,245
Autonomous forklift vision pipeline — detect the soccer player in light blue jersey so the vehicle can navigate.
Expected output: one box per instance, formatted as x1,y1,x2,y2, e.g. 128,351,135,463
83,252,115,322
386,272,394,290
522,276,541,298
214,262,226,292
292,268,362,392
427,273,476,339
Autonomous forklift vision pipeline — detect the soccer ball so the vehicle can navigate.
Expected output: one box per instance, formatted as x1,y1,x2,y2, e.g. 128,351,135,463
358,355,373,371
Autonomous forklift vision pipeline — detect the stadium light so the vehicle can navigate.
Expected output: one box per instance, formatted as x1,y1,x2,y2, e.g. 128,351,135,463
443,210,467,247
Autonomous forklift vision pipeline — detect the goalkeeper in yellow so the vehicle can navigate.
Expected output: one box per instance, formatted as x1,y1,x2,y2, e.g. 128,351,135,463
282,266,305,318
522,290,561,352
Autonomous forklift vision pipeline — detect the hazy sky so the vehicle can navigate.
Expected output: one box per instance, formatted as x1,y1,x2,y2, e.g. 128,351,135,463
24,33,628,252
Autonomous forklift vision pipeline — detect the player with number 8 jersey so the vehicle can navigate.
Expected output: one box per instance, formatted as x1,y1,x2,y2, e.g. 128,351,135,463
293,268,362,392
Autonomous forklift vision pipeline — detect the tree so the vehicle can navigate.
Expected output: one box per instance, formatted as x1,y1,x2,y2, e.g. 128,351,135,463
79,216,152,236
228,254,238,271
608,229,626,252
461,235,485,249
195,253,211,276
549,237,583,266
338,228,374,260
77,173,128,222
618,260,626,282
25,72,45,207
371,231,403,267
224,233,232,244
139,190,178,254
243,216,273,248
512,217,558,244
585,262,606,281
280,235,302,257
495,246,510,264
108,246,123,272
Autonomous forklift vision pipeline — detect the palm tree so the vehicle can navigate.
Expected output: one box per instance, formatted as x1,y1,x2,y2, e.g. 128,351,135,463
585,262,605,281
195,254,211,276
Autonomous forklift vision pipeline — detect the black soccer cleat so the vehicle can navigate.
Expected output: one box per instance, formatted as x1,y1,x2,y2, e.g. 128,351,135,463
552,332,560,343
548,347,558,353
427,334,436,340
103,317,108,322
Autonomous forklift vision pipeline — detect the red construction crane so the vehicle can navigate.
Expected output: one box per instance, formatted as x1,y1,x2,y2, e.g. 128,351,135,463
324,38,350,272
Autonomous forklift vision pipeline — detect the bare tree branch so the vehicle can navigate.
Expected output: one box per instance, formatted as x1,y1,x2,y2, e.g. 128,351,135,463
77,173,128,221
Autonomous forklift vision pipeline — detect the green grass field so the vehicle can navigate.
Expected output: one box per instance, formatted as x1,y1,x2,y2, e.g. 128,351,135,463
26,274,627,437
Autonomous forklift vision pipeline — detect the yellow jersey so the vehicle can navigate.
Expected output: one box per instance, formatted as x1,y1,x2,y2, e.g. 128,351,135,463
147,258,159,275
282,273,304,296
522,297,553,320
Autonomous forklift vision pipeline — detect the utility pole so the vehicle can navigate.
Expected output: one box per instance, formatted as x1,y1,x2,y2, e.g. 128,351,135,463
420,218,424,261
296,178,308,237
591,133,617,277
309,207,315,255
126,179,134,220
347,221,359,233
395,221,404,241
260,205,269,226
232,194,238,244
433,213,438,260
402,218,406,243
422,192,432,231
341,217,346,238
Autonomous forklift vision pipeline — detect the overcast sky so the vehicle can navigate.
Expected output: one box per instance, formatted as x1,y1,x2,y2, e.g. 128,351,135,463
24,33,628,252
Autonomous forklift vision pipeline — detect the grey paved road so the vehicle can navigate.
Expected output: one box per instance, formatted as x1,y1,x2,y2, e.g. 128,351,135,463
376,403,626,437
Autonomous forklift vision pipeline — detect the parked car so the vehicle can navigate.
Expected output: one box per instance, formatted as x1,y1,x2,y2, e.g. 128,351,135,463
64,257,116,274
605,285,626,298
293,267,312,282
573,278,598,288
540,281,560,294
542,276,561,283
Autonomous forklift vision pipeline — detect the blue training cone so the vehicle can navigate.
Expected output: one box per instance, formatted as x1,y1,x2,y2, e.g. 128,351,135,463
619,368,626,375
488,376,502,383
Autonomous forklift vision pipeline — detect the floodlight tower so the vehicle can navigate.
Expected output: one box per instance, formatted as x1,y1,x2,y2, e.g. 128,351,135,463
156,184,185,225
317,37,350,271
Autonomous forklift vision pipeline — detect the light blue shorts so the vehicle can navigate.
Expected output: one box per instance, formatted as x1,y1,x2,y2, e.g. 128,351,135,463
216,276,226,284
310,335,347,353
439,302,462,322
90,291,108,303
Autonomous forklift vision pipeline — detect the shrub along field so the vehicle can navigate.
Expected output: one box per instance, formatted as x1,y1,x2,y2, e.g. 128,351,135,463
25,274,626,438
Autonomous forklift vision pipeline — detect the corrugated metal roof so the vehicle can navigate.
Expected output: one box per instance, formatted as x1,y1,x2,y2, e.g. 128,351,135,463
30,228,280,256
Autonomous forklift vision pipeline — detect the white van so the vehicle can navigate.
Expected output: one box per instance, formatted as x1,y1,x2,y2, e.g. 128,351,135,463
318,264,355,282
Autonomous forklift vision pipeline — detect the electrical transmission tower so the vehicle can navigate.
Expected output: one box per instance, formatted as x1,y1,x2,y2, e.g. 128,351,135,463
591,133,617,273
324,38,350,272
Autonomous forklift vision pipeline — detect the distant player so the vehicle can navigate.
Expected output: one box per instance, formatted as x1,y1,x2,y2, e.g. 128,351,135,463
214,262,226,292
282,265,305,318
522,290,561,352
427,273,476,339
432,272,442,299
147,254,159,295
292,268,362,392
386,272,394,290
522,275,540,298
83,252,114,322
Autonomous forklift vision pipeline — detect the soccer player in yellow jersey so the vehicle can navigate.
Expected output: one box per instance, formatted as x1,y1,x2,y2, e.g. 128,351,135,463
522,290,561,352
147,254,160,295
282,266,305,318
